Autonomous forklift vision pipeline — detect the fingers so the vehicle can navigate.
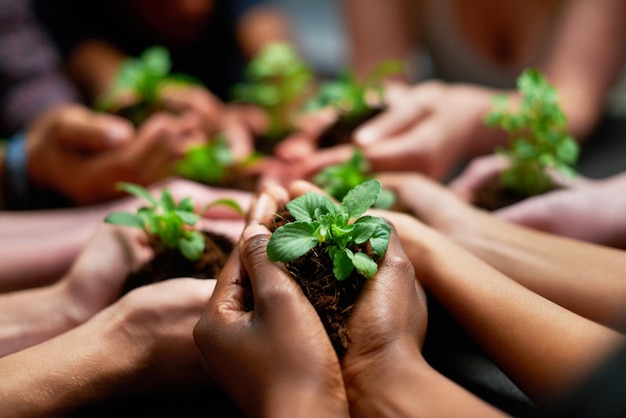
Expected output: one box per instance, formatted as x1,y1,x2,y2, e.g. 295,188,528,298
247,182,288,225
354,100,430,147
299,144,356,180
448,154,510,202
54,105,134,152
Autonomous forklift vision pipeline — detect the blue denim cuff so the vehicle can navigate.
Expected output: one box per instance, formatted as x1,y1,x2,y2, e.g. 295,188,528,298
5,132,28,202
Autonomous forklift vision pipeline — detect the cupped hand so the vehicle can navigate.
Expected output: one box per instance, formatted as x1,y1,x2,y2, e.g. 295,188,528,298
194,186,348,418
112,277,217,389
353,81,502,179
62,224,153,322
160,83,224,135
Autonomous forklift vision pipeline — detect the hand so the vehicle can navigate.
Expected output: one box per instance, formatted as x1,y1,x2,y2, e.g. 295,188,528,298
111,278,217,389
493,174,626,248
28,105,206,205
160,83,224,135
62,224,153,322
194,187,348,418
353,81,504,179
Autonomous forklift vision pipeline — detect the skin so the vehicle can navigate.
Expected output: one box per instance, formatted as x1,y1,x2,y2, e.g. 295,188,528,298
0,177,251,292
289,179,626,406
449,154,626,248
340,0,626,180
23,104,212,205
0,278,216,418
195,183,506,417
376,172,626,329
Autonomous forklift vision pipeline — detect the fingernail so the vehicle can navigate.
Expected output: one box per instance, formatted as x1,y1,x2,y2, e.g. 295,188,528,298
355,128,377,145
106,121,132,145
242,224,270,241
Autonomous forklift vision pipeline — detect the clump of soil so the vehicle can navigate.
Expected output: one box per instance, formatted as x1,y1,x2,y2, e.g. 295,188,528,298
472,177,529,211
121,231,233,295
269,208,368,358
317,106,385,149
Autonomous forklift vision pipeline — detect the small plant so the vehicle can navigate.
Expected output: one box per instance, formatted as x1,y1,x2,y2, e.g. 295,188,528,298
105,183,242,261
313,150,395,209
230,42,314,141
267,180,391,281
175,135,236,185
96,46,198,125
308,60,403,120
485,68,580,196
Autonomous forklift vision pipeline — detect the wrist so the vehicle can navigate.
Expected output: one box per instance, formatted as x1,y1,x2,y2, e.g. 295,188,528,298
263,382,349,418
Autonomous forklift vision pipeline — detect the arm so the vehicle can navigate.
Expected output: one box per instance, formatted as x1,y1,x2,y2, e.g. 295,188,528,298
543,0,626,140
386,210,625,405
380,172,626,329
0,277,215,417
235,3,294,59
341,0,416,80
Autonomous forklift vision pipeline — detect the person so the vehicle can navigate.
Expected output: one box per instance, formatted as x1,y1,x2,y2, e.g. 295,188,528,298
0,177,251,292
0,0,80,138
0,102,214,209
193,181,626,416
0,276,216,417
448,153,626,248
33,0,293,106
333,0,626,180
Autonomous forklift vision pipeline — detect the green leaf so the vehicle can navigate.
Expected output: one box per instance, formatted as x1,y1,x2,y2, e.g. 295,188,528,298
369,223,391,257
161,189,176,212
267,222,319,262
347,251,378,279
174,210,200,225
177,197,195,212
143,46,171,77
340,180,381,218
104,212,145,229
116,182,158,206
178,231,205,261
374,188,396,209
331,247,354,281
351,218,379,244
204,199,244,216
286,192,332,222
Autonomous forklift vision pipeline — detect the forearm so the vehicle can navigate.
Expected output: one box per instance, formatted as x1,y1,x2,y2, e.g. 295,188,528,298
263,384,349,418
67,40,126,101
0,311,142,417
236,6,293,59
0,281,83,357
451,209,626,328
403,228,625,404
342,0,415,80
543,0,626,140
345,347,506,418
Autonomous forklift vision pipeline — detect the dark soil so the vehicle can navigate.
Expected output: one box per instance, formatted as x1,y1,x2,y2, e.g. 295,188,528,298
269,209,367,358
121,230,233,295
473,177,532,211
110,100,168,127
317,106,385,149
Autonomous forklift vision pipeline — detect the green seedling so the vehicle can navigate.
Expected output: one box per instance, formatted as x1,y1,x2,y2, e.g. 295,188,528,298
175,135,236,184
485,68,580,196
231,42,314,140
267,180,391,281
105,183,242,261
307,60,404,119
313,150,395,209
96,46,198,125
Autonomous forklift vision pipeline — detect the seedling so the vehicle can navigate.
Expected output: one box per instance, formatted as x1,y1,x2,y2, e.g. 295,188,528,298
308,60,404,120
267,180,391,281
231,42,314,141
104,183,242,261
96,46,198,125
485,68,579,196
175,135,236,184
313,150,395,209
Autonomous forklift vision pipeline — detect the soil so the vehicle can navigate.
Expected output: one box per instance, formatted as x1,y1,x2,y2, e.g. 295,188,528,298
472,176,560,211
269,208,369,358
110,100,168,127
317,106,385,149
121,230,233,295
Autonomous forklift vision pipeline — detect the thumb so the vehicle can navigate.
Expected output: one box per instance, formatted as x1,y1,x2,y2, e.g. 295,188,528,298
55,107,134,153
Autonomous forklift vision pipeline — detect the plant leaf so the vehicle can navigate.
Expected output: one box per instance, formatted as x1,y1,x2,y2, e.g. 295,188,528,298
116,182,158,206
286,192,331,222
332,247,354,281
104,212,145,229
267,221,318,262
340,180,381,218
177,197,195,212
174,210,200,225
369,223,391,257
205,199,244,216
178,231,205,261
347,250,378,279
161,189,176,212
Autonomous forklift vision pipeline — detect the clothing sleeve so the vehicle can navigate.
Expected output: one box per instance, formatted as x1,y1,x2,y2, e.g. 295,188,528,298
0,0,80,137
227,0,269,21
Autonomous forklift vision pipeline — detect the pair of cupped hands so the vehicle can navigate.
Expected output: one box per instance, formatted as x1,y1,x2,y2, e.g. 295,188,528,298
82,178,427,415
